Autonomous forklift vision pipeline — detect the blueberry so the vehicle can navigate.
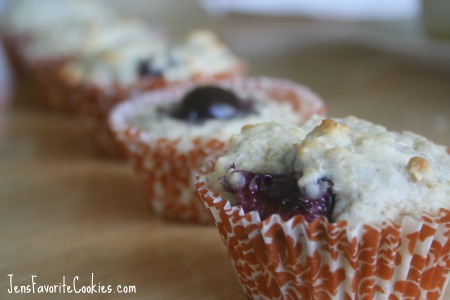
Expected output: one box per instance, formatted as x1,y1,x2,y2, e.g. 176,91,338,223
172,86,254,123
222,168,335,222
137,59,162,78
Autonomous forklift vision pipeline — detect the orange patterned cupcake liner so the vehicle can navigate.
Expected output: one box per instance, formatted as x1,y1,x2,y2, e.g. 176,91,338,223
195,158,450,299
1,30,81,113
109,77,326,223
25,56,77,112
0,31,29,74
66,65,246,158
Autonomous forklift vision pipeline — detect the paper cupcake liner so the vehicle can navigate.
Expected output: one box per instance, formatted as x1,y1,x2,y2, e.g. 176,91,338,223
25,56,77,112
1,31,79,112
195,158,450,299
0,31,29,75
66,65,246,158
109,77,326,223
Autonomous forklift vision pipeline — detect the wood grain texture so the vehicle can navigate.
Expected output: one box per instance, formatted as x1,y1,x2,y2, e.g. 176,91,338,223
0,84,244,300
1,1,450,299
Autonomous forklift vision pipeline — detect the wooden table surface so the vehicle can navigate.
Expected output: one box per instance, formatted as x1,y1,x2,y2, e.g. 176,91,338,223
1,1,449,299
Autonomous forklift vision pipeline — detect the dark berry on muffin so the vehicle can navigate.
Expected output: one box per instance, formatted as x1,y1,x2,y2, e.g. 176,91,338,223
137,59,162,78
172,86,254,123
222,166,335,222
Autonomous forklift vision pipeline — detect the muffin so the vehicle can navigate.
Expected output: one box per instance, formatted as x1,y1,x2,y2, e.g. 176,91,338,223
109,77,326,223
197,115,450,299
0,0,114,73
61,30,246,157
22,18,165,112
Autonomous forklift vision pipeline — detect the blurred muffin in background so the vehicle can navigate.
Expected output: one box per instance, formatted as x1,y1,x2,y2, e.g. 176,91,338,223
60,30,246,157
22,18,166,112
0,0,115,73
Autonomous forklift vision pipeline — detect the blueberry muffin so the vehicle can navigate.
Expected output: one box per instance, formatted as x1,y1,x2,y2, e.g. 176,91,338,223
2,0,113,36
23,18,165,111
61,30,246,157
61,30,243,90
197,115,450,299
109,77,325,223
1,0,114,72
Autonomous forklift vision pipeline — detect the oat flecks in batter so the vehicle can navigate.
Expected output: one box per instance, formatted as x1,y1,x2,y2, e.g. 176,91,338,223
209,115,450,227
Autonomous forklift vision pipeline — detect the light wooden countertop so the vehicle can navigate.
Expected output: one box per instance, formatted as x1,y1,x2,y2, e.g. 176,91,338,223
0,78,245,300
1,1,449,299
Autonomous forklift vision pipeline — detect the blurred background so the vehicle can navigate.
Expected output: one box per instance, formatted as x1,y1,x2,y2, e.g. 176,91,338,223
99,0,450,145
2,0,449,145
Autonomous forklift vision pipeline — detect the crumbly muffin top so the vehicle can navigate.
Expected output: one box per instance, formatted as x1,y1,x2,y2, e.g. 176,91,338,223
130,87,302,148
60,36,167,87
2,0,114,35
60,30,242,87
24,18,163,60
207,115,450,227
